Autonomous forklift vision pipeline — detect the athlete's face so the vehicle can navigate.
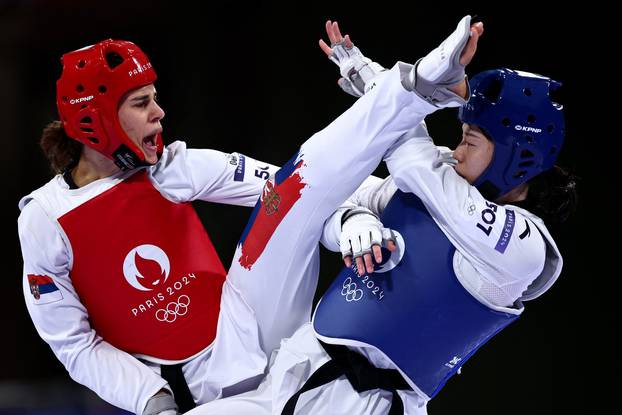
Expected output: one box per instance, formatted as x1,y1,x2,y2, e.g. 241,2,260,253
118,84,165,165
453,124,494,184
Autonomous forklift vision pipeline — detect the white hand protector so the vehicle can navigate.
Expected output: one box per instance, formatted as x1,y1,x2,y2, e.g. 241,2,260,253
143,392,179,415
407,15,472,107
340,207,396,259
329,41,385,97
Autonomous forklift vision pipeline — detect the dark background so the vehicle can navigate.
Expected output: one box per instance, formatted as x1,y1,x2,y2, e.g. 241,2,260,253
1,1,587,414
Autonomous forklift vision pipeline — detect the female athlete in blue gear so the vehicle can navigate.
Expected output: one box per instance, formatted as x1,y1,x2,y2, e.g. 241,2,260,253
186,15,576,415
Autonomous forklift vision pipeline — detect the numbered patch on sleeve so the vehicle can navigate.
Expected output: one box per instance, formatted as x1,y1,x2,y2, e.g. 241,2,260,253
231,153,272,183
474,201,516,254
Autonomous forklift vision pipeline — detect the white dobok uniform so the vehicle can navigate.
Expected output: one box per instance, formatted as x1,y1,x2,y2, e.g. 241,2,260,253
186,71,563,415
19,63,435,414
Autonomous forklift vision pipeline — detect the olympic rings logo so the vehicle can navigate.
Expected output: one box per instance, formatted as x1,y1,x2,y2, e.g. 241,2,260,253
341,277,363,302
155,295,190,323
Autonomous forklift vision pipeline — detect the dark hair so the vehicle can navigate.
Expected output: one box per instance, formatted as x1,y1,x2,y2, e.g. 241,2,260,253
514,165,578,225
39,120,83,174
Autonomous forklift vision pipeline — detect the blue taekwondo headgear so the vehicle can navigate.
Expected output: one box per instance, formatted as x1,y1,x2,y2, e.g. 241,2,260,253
458,68,565,200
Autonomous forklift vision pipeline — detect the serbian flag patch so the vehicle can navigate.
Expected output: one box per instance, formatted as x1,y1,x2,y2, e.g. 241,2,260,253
27,274,63,305
238,151,307,270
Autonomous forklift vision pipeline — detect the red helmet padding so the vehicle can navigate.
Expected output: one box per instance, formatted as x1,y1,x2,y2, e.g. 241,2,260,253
56,39,162,166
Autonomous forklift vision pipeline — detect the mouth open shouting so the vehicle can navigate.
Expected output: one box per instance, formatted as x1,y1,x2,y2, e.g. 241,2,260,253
141,131,161,163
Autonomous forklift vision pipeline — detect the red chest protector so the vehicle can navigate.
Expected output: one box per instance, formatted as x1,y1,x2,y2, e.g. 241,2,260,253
58,171,226,361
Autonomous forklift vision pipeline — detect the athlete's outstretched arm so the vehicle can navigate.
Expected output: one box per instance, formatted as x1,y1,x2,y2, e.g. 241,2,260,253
319,20,385,97
321,16,484,106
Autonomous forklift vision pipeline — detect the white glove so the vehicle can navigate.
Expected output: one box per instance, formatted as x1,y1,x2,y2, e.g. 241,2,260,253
340,207,395,260
143,390,179,415
405,15,473,108
329,41,385,97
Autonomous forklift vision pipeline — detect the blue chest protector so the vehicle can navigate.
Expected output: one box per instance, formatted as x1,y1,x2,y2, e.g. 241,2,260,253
312,190,520,400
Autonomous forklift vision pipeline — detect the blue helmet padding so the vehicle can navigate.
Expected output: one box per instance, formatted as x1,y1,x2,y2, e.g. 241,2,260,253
458,69,564,200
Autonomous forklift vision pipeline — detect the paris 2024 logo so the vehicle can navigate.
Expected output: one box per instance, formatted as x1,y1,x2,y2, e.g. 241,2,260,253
122,244,170,291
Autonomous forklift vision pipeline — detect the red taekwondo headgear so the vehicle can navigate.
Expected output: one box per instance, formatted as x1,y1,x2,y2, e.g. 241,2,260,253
56,39,163,170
